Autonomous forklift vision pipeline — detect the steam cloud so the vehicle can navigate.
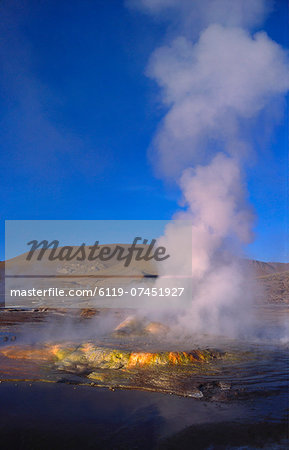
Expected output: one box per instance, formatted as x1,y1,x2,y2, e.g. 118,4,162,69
128,0,289,337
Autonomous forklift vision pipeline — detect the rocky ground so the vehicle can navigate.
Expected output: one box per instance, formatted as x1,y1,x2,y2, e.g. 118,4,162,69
257,271,289,303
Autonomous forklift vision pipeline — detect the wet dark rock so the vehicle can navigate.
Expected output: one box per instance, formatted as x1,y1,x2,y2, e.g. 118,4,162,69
198,381,233,401
217,381,231,390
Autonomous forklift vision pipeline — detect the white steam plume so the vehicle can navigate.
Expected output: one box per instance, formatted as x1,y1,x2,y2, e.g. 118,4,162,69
147,25,288,177
128,0,289,337
127,0,271,32
155,154,256,337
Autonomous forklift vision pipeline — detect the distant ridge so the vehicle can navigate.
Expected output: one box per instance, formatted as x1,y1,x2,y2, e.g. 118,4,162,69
1,256,289,305
2,257,289,277
245,259,289,278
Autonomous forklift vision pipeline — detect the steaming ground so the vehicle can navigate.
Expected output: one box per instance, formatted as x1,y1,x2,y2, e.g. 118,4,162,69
2,250,289,344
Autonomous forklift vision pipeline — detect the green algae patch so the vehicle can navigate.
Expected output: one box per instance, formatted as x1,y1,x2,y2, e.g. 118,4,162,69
53,344,231,372
0,342,255,398
50,344,77,361
83,345,131,369
1,342,252,371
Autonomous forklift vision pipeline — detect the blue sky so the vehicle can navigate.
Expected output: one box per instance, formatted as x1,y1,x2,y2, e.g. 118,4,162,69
5,220,172,260
0,0,288,262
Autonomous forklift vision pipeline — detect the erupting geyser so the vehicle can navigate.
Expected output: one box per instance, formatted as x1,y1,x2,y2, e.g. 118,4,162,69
126,0,289,338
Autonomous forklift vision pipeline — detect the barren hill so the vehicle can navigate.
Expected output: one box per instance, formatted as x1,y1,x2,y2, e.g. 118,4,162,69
245,259,289,277
1,254,289,305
